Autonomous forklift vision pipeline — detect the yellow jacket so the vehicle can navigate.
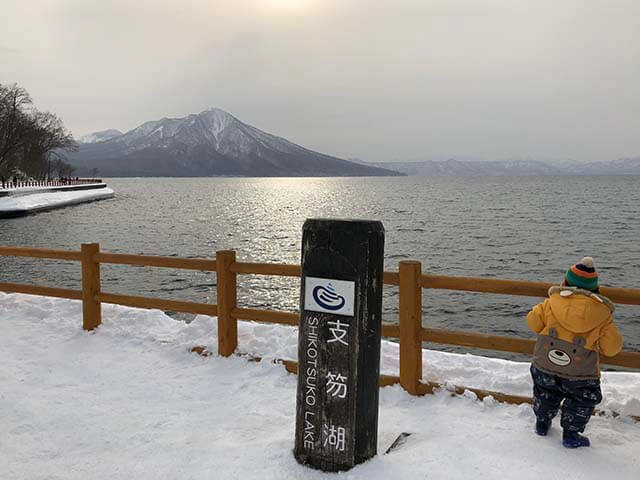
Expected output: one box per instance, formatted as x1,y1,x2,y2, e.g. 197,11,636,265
527,286,622,358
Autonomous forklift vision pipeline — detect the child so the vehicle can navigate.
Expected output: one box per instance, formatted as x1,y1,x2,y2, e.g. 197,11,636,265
527,257,622,448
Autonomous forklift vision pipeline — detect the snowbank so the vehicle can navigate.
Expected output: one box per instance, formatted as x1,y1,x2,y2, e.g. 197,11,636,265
1,292,639,480
0,185,114,217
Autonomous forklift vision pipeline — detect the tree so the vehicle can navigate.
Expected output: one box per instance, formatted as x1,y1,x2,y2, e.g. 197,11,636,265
58,161,76,178
21,111,77,177
50,156,76,178
0,83,33,176
0,82,77,180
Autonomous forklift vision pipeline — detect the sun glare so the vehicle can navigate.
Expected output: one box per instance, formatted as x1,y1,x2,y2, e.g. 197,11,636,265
259,0,315,12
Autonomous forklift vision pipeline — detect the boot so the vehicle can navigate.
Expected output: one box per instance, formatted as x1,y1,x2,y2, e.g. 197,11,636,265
562,431,590,448
535,419,551,436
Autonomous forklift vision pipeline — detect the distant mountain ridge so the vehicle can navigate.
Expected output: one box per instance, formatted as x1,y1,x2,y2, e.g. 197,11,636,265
79,129,123,144
564,157,640,175
70,109,402,177
356,157,640,176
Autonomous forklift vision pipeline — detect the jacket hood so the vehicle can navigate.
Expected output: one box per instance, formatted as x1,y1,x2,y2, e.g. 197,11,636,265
547,286,615,333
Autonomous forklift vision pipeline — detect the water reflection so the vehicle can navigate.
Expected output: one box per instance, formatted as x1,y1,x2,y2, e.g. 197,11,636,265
1,176,639,360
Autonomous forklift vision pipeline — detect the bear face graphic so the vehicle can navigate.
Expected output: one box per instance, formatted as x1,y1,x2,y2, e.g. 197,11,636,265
533,327,599,378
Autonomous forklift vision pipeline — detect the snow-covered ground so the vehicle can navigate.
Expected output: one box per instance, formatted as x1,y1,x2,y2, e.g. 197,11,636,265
1,292,638,479
0,185,114,216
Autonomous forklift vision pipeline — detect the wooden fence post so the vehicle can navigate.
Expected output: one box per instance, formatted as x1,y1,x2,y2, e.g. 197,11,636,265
216,250,237,356
81,243,101,330
399,260,422,395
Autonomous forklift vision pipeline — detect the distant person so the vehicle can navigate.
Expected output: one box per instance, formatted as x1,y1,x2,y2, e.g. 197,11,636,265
526,257,622,448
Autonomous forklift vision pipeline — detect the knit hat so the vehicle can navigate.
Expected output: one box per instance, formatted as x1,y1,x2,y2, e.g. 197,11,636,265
565,257,599,291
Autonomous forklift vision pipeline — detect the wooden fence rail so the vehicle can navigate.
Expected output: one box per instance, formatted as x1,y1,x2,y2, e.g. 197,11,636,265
1,244,640,413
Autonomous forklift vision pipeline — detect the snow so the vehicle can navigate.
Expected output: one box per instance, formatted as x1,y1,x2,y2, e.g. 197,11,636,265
199,108,235,138
79,129,123,144
79,133,100,143
0,186,114,216
151,125,165,139
1,292,639,479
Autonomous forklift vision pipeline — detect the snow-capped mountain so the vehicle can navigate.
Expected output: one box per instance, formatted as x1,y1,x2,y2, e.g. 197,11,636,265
69,109,402,177
78,129,123,144
563,157,640,175
357,157,640,176
356,159,564,176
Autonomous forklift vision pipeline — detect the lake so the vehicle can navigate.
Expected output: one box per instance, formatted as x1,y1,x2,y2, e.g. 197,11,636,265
1,176,639,362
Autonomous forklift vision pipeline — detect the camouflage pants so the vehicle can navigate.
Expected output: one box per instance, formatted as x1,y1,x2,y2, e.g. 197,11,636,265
530,365,602,433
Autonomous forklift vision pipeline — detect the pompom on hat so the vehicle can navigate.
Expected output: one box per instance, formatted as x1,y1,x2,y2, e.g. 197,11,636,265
565,257,599,291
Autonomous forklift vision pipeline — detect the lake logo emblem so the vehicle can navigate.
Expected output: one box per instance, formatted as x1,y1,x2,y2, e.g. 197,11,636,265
313,283,345,311
305,277,355,316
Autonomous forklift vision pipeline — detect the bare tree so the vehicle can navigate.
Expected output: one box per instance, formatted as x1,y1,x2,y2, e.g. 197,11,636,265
0,82,77,180
0,83,33,175
58,161,76,178
50,157,76,178
21,111,77,177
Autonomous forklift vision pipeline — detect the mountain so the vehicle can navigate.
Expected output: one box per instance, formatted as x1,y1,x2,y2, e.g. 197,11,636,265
78,129,123,144
562,157,640,175
69,109,402,177
357,159,564,176
357,158,640,176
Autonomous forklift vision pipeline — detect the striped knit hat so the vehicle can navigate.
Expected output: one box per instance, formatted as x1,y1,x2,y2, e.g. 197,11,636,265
565,257,599,291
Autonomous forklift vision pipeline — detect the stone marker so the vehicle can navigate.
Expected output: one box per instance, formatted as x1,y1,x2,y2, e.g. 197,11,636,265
294,219,385,472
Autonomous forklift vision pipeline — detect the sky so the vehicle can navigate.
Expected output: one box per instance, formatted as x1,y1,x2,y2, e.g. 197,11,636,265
1,0,639,163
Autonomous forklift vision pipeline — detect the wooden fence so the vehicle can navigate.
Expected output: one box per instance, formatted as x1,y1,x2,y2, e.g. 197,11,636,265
1,243,639,411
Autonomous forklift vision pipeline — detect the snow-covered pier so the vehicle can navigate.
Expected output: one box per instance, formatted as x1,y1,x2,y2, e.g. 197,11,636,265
0,182,114,218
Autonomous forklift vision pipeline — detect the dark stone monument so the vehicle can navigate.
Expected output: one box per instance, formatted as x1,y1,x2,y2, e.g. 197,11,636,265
294,219,385,472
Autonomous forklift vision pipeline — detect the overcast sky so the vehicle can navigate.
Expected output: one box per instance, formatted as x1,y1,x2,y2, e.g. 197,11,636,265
1,0,638,163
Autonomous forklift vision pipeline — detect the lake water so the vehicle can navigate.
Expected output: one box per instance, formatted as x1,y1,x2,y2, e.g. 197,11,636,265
1,176,639,362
